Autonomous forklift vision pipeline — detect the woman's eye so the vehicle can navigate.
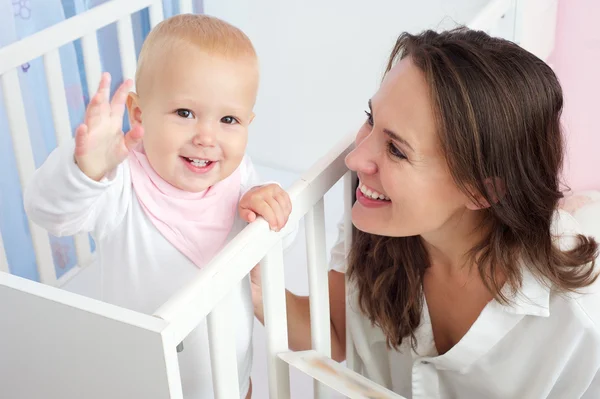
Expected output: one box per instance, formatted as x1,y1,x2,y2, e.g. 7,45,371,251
176,109,194,119
387,141,407,160
221,116,239,125
364,110,374,126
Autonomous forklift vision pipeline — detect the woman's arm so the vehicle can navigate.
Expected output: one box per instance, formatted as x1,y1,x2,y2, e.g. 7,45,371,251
582,370,600,399
251,269,347,362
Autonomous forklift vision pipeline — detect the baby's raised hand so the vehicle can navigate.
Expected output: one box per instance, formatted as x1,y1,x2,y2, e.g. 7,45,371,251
74,72,143,181
239,184,292,231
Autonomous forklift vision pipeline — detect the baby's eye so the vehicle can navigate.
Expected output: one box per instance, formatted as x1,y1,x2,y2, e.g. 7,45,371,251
221,116,239,125
176,109,194,119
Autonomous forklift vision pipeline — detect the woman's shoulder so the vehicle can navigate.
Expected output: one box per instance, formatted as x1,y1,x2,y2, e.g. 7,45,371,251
549,209,600,330
550,209,582,247
554,277,600,335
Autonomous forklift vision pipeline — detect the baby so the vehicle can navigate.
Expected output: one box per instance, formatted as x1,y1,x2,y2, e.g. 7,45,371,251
24,14,291,399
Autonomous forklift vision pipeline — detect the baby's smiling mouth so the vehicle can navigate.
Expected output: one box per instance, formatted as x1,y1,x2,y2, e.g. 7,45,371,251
181,156,214,168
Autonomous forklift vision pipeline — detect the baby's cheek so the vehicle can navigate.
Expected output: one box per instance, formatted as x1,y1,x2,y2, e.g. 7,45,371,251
225,136,248,161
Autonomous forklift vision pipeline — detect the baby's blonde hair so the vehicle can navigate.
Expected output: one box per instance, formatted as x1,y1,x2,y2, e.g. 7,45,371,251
136,14,257,94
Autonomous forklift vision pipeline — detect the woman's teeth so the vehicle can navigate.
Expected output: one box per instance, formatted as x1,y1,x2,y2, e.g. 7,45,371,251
359,183,390,201
187,157,210,167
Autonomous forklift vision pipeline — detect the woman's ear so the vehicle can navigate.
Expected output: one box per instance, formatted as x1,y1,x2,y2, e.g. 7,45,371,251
126,92,142,126
466,177,505,210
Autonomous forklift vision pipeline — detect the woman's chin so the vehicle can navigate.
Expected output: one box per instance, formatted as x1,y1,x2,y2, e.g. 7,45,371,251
352,207,421,238
351,208,385,235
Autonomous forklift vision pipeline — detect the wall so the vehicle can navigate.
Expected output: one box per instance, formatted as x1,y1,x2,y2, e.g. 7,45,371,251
205,0,490,172
548,0,600,191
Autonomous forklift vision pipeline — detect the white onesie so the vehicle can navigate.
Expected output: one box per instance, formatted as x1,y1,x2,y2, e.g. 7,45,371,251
24,140,263,399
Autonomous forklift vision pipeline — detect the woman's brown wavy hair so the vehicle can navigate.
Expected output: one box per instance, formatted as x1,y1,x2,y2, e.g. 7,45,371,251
347,28,598,350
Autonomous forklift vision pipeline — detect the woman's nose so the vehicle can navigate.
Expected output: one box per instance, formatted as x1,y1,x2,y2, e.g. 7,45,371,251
345,131,378,175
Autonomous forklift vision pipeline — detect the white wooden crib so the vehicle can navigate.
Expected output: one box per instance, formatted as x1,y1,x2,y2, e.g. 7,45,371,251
0,0,557,398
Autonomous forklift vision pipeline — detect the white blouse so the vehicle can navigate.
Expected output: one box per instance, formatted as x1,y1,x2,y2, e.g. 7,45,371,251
329,210,600,399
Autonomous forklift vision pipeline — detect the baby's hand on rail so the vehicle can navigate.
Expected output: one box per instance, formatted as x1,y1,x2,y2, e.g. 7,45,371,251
74,72,143,181
239,184,292,231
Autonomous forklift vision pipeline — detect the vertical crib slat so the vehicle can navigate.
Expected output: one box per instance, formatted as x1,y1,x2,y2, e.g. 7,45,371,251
1,69,57,285
149,1,165,28
179,0,194,14
305,199,332,399
116,16,137,85
81,32,102,100
207,293,241,399
43,49,93,269
0,229,9,274
343,170,361,372
343,171,355,271
261,241,291,399
43,50,71,148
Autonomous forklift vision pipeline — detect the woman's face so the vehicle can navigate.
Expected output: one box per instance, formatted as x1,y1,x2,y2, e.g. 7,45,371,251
345,57,474,238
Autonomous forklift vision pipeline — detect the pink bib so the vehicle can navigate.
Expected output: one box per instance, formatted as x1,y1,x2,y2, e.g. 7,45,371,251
128,146,241,268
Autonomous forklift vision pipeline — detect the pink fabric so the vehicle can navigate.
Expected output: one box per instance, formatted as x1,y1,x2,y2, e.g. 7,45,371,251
128,146,241,268
549,0,600,191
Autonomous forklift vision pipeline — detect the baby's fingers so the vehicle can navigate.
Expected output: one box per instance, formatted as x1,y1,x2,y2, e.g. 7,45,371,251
264,197,286,231
85,73,111,126
74,124,89,158
251,201,277,230
123,123,144,150
275,191,292,218
265,197,285,230
84,93,105,126
96,72,111,102
110,79,133,120
239,208,257,223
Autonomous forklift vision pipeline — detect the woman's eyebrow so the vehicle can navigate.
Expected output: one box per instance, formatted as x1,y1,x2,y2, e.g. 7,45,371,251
369,99,415,152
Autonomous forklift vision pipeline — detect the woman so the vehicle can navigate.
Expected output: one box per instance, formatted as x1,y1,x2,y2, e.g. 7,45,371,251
252,28,600,398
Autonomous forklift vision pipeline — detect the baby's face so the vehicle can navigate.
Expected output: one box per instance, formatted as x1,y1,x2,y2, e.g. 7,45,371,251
130,48,258,192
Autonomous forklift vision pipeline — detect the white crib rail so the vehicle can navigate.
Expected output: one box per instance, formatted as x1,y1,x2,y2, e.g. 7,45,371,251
343,170,361,375
149,1,166,28
306,198,332,398
468,0,513,32
43,49,94,270
116,15,138,84
261,240,292,398
154,132,355,398
0,224,9,274
179,0,195,15
207,293,241,398
0,0,162,76
0,0,165,285
1,70,58,285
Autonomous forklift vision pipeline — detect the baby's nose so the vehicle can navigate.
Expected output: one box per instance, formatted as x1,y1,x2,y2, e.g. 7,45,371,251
193,127,216,146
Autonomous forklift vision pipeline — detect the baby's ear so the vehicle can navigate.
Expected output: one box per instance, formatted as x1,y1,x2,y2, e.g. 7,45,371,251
126,92,142,125
466,177,505,210
249,112,255,124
